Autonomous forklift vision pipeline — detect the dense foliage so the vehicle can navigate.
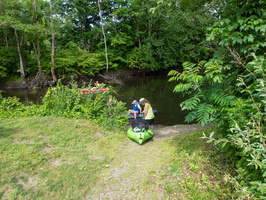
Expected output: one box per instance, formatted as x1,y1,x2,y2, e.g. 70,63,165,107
1,0,265,198
0,0,214,84
168,0,266,198
0,81,128,130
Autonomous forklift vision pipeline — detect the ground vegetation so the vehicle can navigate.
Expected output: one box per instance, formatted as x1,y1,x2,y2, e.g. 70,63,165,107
0,117,242,199
168,0,266,197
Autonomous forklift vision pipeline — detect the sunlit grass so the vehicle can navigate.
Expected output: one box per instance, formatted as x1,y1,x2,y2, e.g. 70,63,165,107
0,117,239,199
156,129,238,199
0,117,124,199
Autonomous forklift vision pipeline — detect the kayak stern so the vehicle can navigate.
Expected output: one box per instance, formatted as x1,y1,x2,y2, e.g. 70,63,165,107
127,127,154,144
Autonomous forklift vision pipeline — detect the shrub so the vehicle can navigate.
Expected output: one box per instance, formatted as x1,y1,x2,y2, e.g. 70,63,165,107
40,81,128,130
0,81,128,130
168,54,266,198
0,96,27,119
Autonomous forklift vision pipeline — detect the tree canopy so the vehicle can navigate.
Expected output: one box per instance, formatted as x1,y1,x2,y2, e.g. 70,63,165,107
0,0,216,84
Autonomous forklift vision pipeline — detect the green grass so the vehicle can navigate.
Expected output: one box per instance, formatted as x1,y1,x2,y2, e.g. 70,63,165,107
0,117,240,199
0,117,124,200
156,130,240,199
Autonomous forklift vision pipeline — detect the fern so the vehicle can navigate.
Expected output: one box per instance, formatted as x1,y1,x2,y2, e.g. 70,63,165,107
183,61,196,69
196,103,214,126
173,83,192,93
209,92,236,107
168,62,205,93
181,95,202,110
183,61,200,73
167,70,180,77
183,60,206,73
168,76,180,82
184,111,197,123
198,60,207,67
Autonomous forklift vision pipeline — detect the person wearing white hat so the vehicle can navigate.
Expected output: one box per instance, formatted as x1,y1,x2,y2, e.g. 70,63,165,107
139,98,155,129
128,100,142,119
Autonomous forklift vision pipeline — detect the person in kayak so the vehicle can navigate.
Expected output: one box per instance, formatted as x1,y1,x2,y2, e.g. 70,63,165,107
139,98,155,129
128,100,142,119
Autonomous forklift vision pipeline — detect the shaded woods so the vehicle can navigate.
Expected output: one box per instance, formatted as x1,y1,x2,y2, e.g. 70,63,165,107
0,0,214,87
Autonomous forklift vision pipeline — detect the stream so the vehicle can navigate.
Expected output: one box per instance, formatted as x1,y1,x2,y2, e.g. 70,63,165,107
1,75,189,126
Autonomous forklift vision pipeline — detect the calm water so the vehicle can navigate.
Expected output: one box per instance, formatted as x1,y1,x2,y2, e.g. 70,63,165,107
1,75,189,125
1,88,48,106
114,75,189,125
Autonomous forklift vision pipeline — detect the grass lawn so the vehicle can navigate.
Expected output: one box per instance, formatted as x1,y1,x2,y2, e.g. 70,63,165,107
0,117,238,199
0,117,125,199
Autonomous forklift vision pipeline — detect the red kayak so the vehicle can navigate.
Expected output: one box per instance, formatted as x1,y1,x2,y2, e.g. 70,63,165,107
78,88,109,94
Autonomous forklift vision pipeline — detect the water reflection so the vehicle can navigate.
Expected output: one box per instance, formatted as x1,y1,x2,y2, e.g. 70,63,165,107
114,75,189,125
1,88,48,105
1,75,189,125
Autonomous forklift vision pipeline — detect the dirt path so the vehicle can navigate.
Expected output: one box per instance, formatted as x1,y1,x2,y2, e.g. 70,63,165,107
86,124,207,199
153,124,207,139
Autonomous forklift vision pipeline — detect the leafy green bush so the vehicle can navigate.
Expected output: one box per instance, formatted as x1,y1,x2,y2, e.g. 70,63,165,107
0,96,27,119
168,60,236,126
168,0,266,197
0,46,18,77
40,81,128,130
0,66,8,77
54,42,105,76
168,54,265,198
0,82,128,130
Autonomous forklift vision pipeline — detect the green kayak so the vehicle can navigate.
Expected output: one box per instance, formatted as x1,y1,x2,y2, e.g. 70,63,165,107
127,127,154,144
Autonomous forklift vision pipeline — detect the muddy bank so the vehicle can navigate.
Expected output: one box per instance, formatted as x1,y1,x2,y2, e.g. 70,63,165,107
0,68,174,90
0,69,149,90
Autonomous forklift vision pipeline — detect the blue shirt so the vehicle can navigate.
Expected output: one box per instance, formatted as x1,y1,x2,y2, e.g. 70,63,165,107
133,104,140,112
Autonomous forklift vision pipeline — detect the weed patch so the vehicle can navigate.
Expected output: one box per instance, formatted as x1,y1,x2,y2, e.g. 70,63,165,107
161,130,242,199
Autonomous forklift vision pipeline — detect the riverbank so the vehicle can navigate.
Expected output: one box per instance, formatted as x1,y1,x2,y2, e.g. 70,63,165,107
0,68,162,90
0,117,241,199
1,71,189,126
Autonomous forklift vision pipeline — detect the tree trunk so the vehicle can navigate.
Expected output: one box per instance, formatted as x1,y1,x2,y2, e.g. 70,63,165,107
33,0,38,12
33,0,43,80
137,23,141,48
2,26,9,47
51,31,57,83
97,0,109,72
33,37,42,76
50,0,57,84
14,29,26,84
